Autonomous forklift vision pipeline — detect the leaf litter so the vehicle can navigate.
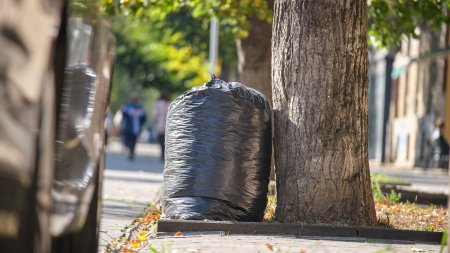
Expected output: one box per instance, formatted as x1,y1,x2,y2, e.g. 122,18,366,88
105,192,447,252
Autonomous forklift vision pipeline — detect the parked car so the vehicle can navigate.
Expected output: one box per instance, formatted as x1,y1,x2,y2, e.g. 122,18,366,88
0,0,114,252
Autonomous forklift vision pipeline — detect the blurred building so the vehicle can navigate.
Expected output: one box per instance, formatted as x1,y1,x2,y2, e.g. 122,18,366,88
369,26,449,168
369,49,393,163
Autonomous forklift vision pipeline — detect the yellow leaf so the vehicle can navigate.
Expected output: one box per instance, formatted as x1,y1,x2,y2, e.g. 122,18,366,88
138,230,149,236
129,239,140,248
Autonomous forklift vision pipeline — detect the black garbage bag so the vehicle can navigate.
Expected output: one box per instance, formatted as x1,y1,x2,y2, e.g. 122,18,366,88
162,77,272,221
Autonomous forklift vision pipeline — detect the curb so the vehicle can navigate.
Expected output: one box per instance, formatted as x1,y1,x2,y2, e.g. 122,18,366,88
157,219,443,244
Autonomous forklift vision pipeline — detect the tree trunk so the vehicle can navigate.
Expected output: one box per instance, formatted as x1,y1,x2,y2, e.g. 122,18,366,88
220,61,233,81
237,0,275,180
236,0,274,101
272,0,376,226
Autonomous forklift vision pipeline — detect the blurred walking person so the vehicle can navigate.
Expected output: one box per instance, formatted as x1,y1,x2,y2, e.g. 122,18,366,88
121,93,146,160
430,118,450,169
152,90,170,161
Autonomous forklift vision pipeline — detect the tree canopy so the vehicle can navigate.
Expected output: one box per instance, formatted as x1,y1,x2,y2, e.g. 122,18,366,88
107,15,210,111
101,0,450,111
101,0,272,37
369,0,450,48
101,0,265,110
102,0,450,47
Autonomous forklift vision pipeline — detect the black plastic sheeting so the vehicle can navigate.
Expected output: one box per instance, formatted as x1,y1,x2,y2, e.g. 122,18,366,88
162,77,272,221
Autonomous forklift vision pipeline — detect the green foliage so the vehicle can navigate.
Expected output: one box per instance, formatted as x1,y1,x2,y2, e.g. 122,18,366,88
102,0,450,106
388,190,402,204
440,230,447,253
108,56,159,114
107,11,212,112
148,245,159,253
113,15,209,90
101,0,450,49
373,181,384,202
369,0,450,48
70,0,99,18
373,245,397,253
372,178,402,204
100,0,272,38
219,231,230,236
158,241,173,253
103,2,247,111
370,172,407,185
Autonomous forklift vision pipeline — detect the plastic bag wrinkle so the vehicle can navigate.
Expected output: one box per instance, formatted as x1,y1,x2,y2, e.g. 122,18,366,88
162,78,271,221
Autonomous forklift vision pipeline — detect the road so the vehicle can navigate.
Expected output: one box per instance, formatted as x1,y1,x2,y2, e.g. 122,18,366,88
98,141,164,252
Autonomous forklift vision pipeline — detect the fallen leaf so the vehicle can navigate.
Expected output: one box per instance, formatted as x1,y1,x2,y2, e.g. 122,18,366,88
129,239,140,248
175,231,182,236
138,230,149,236
265,243,273,251
121,245,138,253
137,235,147,241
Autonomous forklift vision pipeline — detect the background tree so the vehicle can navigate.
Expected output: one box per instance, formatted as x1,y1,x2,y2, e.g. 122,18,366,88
272,0,376,225
100,0,274,119
163,0,274,98
368,1,450,243
102,0,450,225
100,0,273,96
236,0,274,100
101,0,450,97
104,7,213,112
368,0,450,49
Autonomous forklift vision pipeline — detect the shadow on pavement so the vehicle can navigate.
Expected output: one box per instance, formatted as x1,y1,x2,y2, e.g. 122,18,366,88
101,201,147,220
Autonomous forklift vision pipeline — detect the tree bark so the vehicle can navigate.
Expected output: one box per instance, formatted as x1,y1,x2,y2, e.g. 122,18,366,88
236,0,274,101
272,0,377,226
237,0,275,180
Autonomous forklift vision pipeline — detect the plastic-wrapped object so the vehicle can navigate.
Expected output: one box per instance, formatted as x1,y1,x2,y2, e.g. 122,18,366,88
162,77,271,221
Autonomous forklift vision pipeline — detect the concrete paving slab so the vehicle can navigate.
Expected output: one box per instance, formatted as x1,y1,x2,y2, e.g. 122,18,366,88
140,232,444,253
97,146,449,252
99,200,148,250
158,219,444,244
99,141,164,252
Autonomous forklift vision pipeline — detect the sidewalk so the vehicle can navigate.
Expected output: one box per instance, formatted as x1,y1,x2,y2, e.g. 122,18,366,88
100,147,448,252
139,162,447,253
141,232,444,253
99,141,164,252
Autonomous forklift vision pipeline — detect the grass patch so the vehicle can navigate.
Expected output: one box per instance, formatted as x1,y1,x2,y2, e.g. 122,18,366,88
371,172,408,185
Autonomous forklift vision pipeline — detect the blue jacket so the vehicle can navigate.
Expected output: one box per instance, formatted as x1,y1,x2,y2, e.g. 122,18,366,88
121,102,146,136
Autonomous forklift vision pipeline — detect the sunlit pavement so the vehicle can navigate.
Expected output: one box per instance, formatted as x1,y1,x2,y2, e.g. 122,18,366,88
97,143,447,252
142,232,444,253
99,140,164,252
